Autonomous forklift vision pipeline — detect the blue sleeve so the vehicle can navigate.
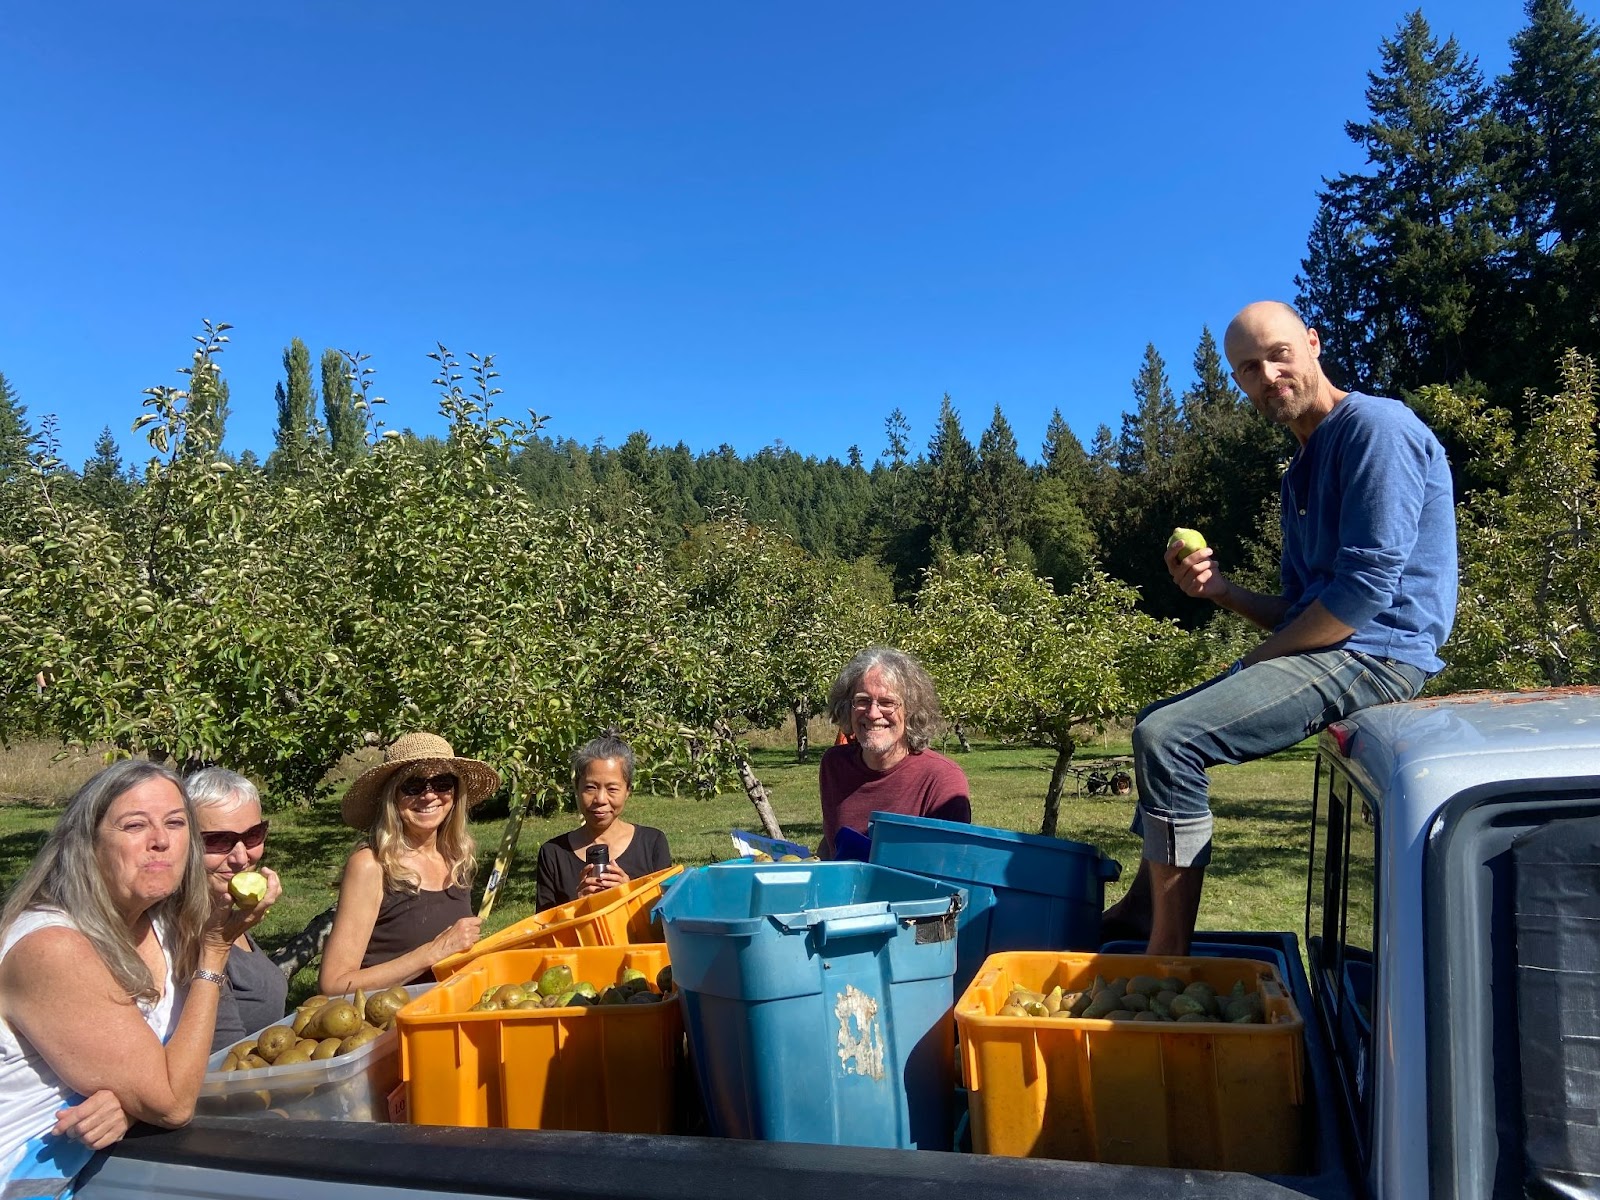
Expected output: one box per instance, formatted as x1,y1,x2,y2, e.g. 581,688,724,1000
1316,408,1430,629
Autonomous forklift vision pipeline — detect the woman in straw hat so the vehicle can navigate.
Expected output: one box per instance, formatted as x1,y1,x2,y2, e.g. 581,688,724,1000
319,732,499,993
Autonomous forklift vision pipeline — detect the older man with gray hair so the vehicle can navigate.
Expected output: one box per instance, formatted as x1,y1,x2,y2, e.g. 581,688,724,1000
818,646,971,858
1103,301,1457,956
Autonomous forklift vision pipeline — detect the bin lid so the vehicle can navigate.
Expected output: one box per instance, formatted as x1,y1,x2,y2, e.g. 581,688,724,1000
656,860,964,938
868,811,1120,896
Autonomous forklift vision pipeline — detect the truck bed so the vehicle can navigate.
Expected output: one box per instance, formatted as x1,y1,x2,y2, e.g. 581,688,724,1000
79,930,1358,1200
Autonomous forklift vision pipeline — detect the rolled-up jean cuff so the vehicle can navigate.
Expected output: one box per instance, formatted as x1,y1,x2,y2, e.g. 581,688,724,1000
1131,806,1214,869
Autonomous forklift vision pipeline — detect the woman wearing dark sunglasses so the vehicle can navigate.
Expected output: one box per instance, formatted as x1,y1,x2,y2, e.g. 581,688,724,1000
188,768,287,1051
319,733,500,994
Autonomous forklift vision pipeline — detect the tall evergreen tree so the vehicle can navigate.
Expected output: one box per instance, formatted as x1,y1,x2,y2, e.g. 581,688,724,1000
1180,328,1242,427
1118,344,1181,475
0,372,32,481
275,338,318,452
1301,11,1511,396
321,349,363,460
1497,0,1600,398
81,426,130,509
883,407,911,469
973,405,1031,552
924,394,979,552
1040,408,1091,490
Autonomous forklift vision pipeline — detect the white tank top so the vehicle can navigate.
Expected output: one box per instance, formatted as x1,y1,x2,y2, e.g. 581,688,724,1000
0,909,182,1191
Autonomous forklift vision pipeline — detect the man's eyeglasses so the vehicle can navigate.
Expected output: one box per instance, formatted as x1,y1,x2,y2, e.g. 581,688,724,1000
200,821,269,855
852,694,902,716
399,773,458,798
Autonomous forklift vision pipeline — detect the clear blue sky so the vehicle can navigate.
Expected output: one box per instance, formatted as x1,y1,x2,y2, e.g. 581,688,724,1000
1,2,1579,471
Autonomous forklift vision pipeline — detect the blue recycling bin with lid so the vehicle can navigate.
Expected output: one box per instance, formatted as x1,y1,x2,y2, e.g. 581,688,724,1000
656,860,963,1150
868,811,1121,992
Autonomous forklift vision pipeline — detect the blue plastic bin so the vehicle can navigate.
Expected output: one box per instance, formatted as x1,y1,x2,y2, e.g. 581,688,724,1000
867,812,1121,991
656,861,963,1150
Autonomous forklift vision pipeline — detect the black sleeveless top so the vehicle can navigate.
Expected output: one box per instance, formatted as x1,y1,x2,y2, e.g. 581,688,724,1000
360,883,472,985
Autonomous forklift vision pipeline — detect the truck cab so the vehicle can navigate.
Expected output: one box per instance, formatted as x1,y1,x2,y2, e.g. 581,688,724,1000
1312,686,1600,1199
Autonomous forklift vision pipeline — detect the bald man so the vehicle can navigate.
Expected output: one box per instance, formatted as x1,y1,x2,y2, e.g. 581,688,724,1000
1103,301,1457,955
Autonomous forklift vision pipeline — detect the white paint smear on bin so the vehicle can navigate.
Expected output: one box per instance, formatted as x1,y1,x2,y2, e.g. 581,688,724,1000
835,985,886,1079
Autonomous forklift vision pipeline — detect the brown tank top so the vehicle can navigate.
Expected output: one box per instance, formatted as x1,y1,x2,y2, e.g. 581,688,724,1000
360,883,472,984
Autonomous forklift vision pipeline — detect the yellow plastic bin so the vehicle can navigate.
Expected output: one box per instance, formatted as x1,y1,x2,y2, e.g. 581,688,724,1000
955,951,1307,1173
434,863,683,979
398,945,681,1132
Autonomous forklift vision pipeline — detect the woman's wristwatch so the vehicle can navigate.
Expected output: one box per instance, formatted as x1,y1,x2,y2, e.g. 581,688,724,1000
192,967,228,988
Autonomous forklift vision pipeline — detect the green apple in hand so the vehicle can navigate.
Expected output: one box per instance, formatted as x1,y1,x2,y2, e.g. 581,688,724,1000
1169,527,1208,557
228,870,269,909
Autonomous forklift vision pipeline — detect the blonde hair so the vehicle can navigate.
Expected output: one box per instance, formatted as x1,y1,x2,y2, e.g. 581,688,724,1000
0,760,210,1003
365,771,477,892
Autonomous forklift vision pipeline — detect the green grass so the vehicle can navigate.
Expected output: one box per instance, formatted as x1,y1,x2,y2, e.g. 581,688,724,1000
0,735,1323,993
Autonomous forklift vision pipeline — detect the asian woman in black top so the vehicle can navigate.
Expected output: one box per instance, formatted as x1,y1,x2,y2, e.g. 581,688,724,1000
535,733,672,912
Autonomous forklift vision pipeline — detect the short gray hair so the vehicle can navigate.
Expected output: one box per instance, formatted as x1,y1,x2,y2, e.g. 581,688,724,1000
572,732,635,791
186,767,261,813
827,646,942,753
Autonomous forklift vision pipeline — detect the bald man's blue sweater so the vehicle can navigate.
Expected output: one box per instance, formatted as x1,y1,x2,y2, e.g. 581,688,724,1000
1278,393,1457,675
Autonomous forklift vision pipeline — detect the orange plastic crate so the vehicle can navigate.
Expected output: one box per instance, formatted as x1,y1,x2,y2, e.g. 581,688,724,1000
398,945,682,1132
955,951,1306,1173
433,863,683,979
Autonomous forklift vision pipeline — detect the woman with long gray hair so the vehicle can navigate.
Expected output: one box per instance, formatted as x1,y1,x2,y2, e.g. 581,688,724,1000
0,759,281,1192
818,647,971,858
188,767,290,1051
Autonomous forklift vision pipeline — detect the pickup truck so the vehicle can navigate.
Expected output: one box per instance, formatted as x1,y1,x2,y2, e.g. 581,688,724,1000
73,687,1600,1200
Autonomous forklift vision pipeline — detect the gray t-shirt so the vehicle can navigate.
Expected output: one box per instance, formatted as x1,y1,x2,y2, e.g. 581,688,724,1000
211,934,289,1052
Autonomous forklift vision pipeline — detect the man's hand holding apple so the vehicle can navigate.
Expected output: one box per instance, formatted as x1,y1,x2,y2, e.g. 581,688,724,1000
1165,527,1227,601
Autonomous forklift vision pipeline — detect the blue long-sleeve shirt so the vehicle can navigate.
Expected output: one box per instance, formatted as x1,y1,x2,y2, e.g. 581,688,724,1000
1279,393,1457,675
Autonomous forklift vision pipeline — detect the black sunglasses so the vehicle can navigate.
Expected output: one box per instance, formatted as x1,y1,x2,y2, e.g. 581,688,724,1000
399,773,458,798
201,820,269,855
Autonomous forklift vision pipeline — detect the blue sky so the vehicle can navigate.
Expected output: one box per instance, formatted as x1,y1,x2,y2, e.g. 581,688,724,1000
2,2,1580,471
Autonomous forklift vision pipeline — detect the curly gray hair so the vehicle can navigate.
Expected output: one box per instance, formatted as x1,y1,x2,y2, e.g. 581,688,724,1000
827,646,942,753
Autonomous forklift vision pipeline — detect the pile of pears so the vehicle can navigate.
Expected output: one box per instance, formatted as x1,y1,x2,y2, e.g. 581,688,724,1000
997,973,1268,1024
747,853,820,863
466,963,675,1012
219,986,412,1072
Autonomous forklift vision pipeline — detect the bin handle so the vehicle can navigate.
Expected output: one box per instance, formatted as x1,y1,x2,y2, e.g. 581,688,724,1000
668,917,762,937
815,912,899,944
1099,854,1123,883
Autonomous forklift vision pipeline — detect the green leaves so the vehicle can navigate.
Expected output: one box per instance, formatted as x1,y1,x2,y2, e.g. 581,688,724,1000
1431,351,1600,689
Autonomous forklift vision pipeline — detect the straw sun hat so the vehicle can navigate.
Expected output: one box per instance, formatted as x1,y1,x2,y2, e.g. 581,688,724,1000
341,732,501,830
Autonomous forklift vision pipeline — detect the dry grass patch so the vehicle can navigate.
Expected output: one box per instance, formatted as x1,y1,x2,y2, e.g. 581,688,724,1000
0,740,116,807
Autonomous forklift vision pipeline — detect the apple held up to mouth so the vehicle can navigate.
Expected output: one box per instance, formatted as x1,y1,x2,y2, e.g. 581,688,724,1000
228,870,269,909
1168,527,1208,557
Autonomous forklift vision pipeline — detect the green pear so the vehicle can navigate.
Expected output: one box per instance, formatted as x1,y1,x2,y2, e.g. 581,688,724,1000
1169,527,1208,556
228,870,268,908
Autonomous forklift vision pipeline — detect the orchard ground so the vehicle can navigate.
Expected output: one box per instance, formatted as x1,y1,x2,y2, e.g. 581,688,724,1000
0,723,1319,1000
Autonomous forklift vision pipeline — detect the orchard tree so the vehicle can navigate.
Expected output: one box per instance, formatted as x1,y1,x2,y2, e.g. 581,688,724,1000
911,553,1201,837
1423,350,1600,689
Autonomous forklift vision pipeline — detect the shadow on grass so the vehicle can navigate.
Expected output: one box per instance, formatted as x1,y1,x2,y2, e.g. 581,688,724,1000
0,828,51,885
1204,794,1314,883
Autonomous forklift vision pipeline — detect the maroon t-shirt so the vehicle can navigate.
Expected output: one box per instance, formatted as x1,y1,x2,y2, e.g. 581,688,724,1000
818,744,972,858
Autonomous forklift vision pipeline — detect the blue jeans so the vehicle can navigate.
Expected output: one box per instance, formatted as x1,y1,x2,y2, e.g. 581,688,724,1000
1131,649,1426,868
